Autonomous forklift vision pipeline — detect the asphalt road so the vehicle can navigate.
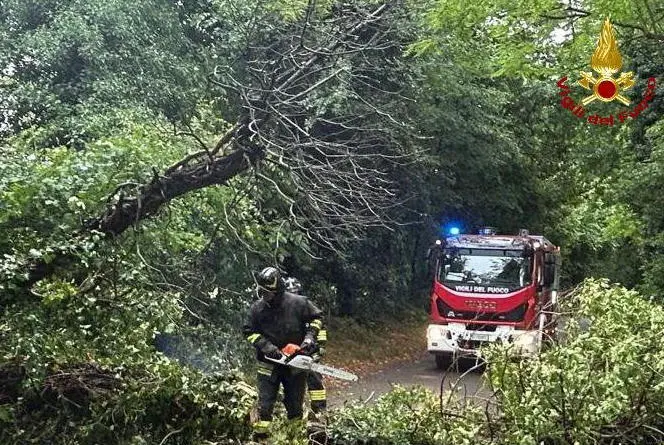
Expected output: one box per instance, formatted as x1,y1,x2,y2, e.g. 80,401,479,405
328,352,490,408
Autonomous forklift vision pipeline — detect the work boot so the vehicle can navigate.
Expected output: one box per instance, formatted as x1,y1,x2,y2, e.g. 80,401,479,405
307,410,327,435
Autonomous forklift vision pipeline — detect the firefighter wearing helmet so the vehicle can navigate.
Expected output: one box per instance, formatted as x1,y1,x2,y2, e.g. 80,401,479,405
284,276,328,417
243,267,324,439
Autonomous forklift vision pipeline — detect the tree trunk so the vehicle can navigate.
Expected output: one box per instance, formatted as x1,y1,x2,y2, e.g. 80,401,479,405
24,143,262,288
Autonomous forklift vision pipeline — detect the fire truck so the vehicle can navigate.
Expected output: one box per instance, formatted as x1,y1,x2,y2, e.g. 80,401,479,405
426,227,561,368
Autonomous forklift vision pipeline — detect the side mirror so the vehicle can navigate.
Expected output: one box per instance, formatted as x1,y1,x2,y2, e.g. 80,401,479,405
543,253,556,287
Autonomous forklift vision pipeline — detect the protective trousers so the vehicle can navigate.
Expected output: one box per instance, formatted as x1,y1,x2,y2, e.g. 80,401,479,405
255,361,307,431
307,371,327,413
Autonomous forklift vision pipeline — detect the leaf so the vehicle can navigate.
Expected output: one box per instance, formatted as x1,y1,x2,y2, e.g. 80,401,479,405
0,406,12,423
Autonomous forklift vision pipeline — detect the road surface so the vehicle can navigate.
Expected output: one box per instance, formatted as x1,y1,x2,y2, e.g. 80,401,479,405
328,352,489,408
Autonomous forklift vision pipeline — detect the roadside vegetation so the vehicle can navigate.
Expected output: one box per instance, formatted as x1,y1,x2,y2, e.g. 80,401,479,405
304,279,664,444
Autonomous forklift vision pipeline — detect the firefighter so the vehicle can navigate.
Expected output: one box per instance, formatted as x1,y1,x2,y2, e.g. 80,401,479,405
284,277,328,417
243,267,324,440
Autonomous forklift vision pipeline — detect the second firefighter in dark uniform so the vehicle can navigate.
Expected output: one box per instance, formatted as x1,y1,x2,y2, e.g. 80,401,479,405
306,329,327,414
243,267,323,437
285,277,327,415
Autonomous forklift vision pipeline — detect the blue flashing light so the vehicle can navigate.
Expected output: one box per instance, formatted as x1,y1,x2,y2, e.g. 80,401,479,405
440,222,463,237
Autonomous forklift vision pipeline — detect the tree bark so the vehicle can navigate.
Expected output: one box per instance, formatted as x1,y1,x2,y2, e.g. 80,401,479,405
23,143,262,288
85,145,259,236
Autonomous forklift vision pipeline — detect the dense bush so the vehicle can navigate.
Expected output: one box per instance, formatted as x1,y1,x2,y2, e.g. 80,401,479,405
0,263,257,444
322,279,664,445
328,386,485,445
0,359,256,444
484,278,664,445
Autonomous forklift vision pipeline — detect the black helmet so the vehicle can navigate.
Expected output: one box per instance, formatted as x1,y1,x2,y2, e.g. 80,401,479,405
256,267,286,303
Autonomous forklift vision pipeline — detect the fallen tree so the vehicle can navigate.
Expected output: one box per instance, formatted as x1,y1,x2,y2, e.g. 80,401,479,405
10,1,416,293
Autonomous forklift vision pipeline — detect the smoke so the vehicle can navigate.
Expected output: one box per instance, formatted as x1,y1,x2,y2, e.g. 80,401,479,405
154,330,249,373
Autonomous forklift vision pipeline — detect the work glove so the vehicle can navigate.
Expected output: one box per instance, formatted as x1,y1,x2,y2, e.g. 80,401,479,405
262,343,283,360
299,338,317,356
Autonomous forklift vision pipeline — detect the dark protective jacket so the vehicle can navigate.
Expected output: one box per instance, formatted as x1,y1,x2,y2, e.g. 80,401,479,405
243,291,323,363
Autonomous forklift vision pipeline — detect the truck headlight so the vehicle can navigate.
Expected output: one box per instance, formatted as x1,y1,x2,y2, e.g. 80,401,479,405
427,325,445,340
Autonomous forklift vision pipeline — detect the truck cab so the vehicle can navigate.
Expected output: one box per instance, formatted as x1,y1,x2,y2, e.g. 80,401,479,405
426,228,561,369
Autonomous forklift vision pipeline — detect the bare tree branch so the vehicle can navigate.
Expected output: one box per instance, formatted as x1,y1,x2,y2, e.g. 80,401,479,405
16,2,420,290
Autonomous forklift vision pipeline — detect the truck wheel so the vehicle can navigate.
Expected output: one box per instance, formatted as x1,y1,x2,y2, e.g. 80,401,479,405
435,353,452,370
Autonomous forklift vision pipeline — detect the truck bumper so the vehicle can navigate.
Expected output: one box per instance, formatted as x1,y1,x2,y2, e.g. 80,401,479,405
426,323,541,357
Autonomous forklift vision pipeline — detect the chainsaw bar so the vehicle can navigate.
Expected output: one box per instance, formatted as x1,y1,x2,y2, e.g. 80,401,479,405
265,355,358,381
309,361,358,381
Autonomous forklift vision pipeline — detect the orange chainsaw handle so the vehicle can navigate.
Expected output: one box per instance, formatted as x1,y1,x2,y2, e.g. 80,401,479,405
281,343,301,356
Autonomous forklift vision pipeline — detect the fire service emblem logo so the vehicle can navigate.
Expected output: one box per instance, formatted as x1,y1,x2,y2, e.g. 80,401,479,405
556,18,656,126
578,18,634,106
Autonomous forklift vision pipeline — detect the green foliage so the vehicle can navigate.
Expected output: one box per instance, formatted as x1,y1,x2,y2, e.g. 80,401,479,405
0,359,255,444
0,118,191,292
265,418,309,445
2,0,664,442
326,280,664,444
485,278,664,444
329,386,485,444
621,119,664,296
418,0,659,77
0,246,256,443
0,0,209,144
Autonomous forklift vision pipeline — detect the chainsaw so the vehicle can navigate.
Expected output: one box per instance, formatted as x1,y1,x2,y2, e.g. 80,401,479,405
264,343,358,382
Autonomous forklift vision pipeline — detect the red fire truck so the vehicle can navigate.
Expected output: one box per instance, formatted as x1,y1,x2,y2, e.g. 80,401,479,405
426,227,561,368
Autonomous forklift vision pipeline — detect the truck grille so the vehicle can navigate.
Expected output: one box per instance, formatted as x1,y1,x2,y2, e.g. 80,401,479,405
466,324,497,332
436,299,527,322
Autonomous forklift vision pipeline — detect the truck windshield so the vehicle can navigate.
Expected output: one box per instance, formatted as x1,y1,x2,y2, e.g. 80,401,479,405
439,249,532,293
